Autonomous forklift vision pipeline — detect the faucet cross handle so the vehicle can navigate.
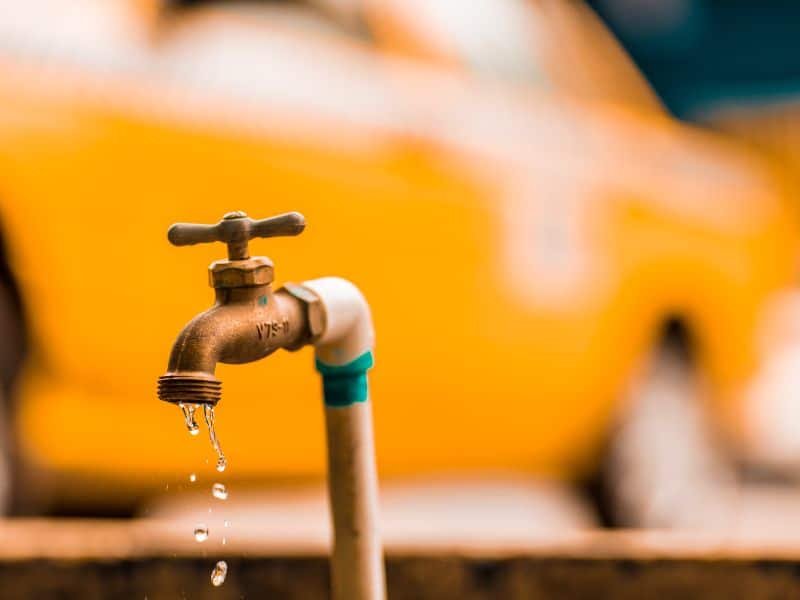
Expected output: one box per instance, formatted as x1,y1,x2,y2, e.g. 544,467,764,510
168,211,306,260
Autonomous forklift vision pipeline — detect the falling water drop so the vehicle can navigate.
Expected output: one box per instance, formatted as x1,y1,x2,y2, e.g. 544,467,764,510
194,524,209,542
222,537,227,545
224,520,231,528
211,560,228,587
212,483,228,500
189,473,197,483
179,403,200,436
203,405,227,470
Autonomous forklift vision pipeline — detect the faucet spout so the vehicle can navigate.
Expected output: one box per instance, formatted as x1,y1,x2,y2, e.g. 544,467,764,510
157,285,310,405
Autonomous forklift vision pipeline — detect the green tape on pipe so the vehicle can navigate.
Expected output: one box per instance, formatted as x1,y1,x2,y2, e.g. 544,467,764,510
315,351,374,407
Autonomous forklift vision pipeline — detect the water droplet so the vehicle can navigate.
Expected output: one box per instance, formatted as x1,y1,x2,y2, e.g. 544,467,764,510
216,457,227,472
224,520,231,528
211,560,228,587
222,537,227,545
212,483,228,500
189,473,196,483
179,403,200,436
194,525,209,542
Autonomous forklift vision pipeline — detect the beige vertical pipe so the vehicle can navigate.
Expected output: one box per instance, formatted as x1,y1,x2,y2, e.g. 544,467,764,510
302,277,385,599
325,400,385,600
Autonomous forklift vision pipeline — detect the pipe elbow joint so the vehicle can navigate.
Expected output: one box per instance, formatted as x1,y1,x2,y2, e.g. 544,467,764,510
300,277,375,407
301,277,374,366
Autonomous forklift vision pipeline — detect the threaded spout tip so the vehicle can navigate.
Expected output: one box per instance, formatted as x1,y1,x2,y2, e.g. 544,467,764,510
157,373,222,405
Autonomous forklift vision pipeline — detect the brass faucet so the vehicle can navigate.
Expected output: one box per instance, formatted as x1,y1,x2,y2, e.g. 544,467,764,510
157,211,315,405
157,211,385,600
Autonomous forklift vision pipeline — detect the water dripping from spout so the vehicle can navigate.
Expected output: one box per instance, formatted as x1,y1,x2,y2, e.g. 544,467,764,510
203,404,227,472
174,403,232,588
178,403,200,436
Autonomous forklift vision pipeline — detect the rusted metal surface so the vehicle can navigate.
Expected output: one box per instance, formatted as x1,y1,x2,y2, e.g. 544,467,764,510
2,521,800,598
157,211,314,406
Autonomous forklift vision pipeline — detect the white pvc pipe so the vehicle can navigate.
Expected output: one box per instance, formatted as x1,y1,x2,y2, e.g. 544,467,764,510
300,277,385,600
302,277,375,366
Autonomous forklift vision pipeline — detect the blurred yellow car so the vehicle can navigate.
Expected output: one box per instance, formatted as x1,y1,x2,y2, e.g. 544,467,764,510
0,0,795,507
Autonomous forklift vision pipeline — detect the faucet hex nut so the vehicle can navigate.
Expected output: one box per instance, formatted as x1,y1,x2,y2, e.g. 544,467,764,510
209,256,274,288
283,283,326,341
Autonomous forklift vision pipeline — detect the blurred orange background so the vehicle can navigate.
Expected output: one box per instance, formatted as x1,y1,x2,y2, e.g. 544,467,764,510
0,0,798,517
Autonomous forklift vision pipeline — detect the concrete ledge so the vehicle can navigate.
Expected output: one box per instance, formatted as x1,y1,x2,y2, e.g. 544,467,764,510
3,520,800,598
